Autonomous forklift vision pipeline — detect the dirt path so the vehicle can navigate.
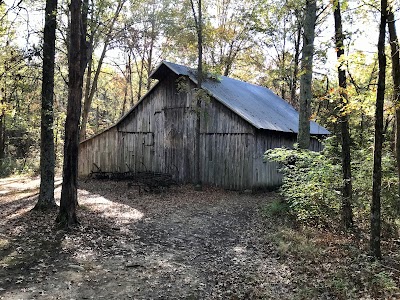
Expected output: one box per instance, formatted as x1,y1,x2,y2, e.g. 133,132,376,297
0,179,293,299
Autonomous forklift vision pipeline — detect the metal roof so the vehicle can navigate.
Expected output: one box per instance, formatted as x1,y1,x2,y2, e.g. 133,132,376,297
151,61,330,135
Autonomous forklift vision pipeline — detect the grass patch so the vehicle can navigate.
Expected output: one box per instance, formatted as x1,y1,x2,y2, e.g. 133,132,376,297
270,227,322,259
263,199,290,219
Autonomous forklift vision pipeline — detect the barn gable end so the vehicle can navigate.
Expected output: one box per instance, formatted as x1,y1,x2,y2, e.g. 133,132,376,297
79,61,328,190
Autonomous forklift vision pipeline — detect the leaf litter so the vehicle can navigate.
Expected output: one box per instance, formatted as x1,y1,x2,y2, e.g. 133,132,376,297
0,178,292,299
1,177,399,299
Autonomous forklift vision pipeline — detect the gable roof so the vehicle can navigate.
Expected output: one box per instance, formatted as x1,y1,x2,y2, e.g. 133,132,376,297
151,61,330,135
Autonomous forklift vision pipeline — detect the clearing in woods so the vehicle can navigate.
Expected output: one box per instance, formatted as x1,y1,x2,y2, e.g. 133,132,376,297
0,177,292,299
2,177,399,299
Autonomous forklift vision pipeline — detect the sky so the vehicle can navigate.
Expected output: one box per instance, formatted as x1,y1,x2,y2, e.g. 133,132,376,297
3,0,399,80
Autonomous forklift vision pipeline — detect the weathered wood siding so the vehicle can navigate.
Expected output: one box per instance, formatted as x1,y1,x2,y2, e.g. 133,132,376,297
198,92,255,190
79,127,120,175
252,131,295,189
78,74,325,190
79,75,197,182
252,132,324,189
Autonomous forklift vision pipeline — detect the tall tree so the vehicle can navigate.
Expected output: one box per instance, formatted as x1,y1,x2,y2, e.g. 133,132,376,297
190,0,203,190
80,0,126,141
204,0,258,77
333,0,353,229
290,8,302,107
388,5,400,212
297,0,317,149
371,0,387,259
35,0,58,210
57,0,86,227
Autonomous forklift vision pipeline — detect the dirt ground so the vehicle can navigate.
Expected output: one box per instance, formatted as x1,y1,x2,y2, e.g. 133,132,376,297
0,177,293,300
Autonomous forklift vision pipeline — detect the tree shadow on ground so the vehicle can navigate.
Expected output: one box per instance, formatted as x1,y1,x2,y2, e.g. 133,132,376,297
0,179,294,299
0,204,67,298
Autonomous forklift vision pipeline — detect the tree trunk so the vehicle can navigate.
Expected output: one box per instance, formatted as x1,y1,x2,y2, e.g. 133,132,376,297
35,0,58,210
146,2,156,91
371,0,387,259
290,12,302,108
57,0,82,228
388,7,400,212
297,0,317,149
137,51,145,102
122,74,128,116
80,0,125,141
81,39,93,139
333,0,353,229
128,52,134,107
0,93,4,161
281,22,287,100
190,0,203,190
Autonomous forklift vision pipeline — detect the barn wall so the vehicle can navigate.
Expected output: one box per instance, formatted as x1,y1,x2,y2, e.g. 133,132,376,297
78,73,325,190
79,127,120,176
199,94,255,190
252,131,295,189
117,75,195,182
252,131,325,189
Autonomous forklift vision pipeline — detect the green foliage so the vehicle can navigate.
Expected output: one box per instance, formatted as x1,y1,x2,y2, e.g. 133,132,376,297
371,270,398,294
266,133,400,233
265,139,342,226
86,66,127,136
352,143,400,227
263,198,290,219
0,155,40,177
175,75,211,113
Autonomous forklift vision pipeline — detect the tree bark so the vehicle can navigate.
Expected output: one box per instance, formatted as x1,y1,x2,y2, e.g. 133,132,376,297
0,91,4,161
290,11,302,108
190,0,203,190
80,0,125,141
371,0,387,259
57,0,82,228
146,1,156,91
297,0,317,149
333,0,353,229
388,7,400,212
35,0,58,210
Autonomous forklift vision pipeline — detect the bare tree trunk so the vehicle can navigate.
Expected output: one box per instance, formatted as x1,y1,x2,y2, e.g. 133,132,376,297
290,12,302,108
121,72,128,116
281,21,287,100
80,0,125,141
137,51,145,102
333,0,353,229
190,0,203,190
36,0,58,210
0,92,5,161
297,0,316,149
371,0,387,259
57,0,83,228
128,52,134,107
146,1,156,91
388,7,400,213
81,38,93,139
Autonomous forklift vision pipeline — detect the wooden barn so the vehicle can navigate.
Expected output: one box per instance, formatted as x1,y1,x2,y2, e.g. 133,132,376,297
78,61,329,190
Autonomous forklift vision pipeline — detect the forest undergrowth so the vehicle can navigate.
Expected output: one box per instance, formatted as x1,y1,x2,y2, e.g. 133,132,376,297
264,197,400,299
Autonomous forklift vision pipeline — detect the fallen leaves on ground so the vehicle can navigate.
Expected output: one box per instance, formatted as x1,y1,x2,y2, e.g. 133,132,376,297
0,177,399,299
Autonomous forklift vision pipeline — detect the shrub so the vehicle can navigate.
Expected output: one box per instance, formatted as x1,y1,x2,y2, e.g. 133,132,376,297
265,140,342,226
